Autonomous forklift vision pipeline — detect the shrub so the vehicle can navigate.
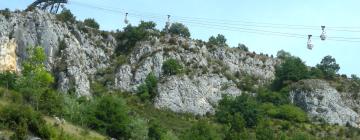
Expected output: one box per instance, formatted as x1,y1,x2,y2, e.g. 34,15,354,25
216,95,259,128
272,57,308,90
256,88,289,105
39,90,64,116
115,21,158,55
0,104,52,139
83,18,100,29
237,43,249,52
0,8,11,19
86,95,132,139
56,9,76,23
137,72,158,101
168,22,190,37
162,59,183,76
16,47,54,108
207,34,227,47
316,55,340,79
148,120,167,140
181,120,222,140
276,104,307,122
0,71,17,89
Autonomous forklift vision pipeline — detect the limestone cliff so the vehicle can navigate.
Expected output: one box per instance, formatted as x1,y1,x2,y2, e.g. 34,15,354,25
0,38,17,72
2,8,360,126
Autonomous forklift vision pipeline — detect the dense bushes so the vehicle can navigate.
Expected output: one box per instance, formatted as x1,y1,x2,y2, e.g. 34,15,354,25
216,95,259,128
162,59,183,76
83,18,100,29
86,95,132,139
316,55,340,79
115,21,159,55
272,56,308,90
0,104,52,139
56,9,76,23
207,34,227,47
0,71,17,89
237,43,249,52
168,22,191,37
182,120,222,140
0,8,11,19
137,72,158,101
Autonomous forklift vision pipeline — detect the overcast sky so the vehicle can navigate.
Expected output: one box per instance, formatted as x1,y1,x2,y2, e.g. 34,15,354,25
1,0,360,76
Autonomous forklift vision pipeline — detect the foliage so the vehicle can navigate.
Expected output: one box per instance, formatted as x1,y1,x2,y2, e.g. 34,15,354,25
162,59,183,76
237,43,249,52
308,67,324,79
0,71,17,89
86,95,131,139
39,90,64,116
0,104,52,139
137,72,158,101
216,95,259,128
316,55,340,79
181,120,222,140
276,50,292,59
0,8,11,20
56,9,76,23
148,121,167,140
207,34,227,47
16,46,54,110
256,88,289,105
168,22,191,37
115,21,158,55
275,104,308,122
83,18,100,29
272,56,308,90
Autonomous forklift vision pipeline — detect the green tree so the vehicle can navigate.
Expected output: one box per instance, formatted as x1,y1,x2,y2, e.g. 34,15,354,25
115,21,159,54
39,90,64,116
272,57,308,90
148,121,167,140
316,55,340,79
276,50,292,59
216,95,259,128
137,72,158,101
16,46,54,110
182,120,222,140
237,43,249,52
208,34,227,47
0,71,17,89
162,59,183,76
86,95,131,139
56,9,76,23
83,18,100,29
0,104,51,139
168,22,190,37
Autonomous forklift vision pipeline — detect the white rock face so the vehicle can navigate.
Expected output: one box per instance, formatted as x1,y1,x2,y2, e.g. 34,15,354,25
0,9,115,96
114,37,279,115
155,74,241,115
0,37,17,72
290,79,360,127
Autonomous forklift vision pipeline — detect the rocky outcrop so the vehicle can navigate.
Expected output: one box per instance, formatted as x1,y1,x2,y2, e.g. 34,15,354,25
115,38,279,114
0,9,115,96
155,74,241,115
0,38,17,72
1,9,280,115
290,79,360,127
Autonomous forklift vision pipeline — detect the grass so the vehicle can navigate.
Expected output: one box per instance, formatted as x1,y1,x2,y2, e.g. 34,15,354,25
44,116,106,140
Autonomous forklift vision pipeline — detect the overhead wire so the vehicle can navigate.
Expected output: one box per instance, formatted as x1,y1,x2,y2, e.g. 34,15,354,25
69,0,360,43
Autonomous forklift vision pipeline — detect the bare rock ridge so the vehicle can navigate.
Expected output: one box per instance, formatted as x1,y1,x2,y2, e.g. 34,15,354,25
290,79,360,127
114,39,278,114
1,9,360,127
0,9,115,96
